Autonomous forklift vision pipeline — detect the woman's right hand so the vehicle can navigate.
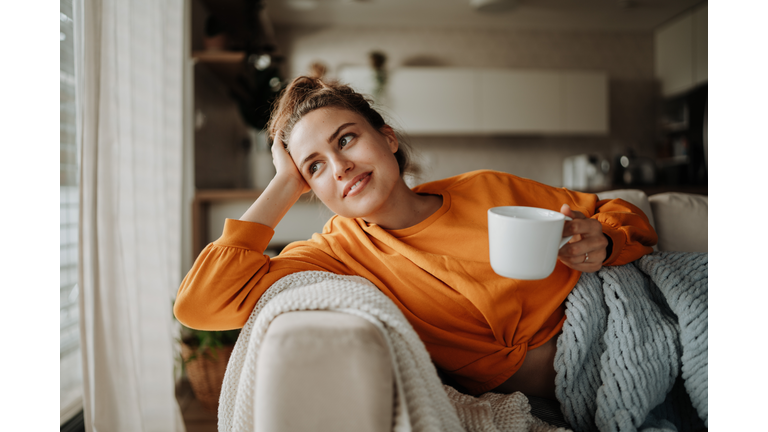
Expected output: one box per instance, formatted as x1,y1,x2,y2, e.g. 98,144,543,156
271,135,311,195
239,135,310,227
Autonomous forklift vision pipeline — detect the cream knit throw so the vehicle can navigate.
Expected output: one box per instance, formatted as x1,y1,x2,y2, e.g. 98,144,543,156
217,271,569,432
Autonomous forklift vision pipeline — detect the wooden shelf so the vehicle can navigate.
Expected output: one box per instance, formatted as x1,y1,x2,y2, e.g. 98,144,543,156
194,188,317,202
192,50,247,90
192,50,246,63
195,188,262,201
578,185,707,196
191,189,316,256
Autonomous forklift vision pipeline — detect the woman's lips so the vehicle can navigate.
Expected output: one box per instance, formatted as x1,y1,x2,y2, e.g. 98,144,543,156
343,172,372,198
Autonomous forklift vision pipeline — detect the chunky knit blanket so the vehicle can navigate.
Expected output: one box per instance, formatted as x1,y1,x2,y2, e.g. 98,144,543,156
555,252,708,432
218,271,568,432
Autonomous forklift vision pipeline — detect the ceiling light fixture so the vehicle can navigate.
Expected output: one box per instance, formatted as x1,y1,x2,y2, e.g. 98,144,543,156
470,0,519,13
285,0,318,11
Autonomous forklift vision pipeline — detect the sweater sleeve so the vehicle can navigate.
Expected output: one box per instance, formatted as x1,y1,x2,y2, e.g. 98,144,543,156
174,218,349,331
590,198,658,266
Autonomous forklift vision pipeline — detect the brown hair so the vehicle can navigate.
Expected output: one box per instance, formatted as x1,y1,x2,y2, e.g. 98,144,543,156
267,75,413,177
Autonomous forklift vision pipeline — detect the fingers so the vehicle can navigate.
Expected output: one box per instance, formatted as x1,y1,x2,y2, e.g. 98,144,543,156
558,234,607,272
270,135,290,163
562,218,601,238
558,233,607,261
558,252,604,273
558,207,607,272
560,203,586,220
270,135,311,194
271,136,298,174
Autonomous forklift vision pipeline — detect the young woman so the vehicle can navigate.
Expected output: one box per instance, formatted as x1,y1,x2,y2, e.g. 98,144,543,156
174,76,657,400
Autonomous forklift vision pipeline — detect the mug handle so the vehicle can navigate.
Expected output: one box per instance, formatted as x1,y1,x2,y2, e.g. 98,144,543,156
559,216,573,248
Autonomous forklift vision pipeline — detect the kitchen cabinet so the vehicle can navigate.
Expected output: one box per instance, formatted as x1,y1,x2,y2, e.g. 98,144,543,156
693,4,708,85
655,2,708,97
338,66,608,135
478,69,562,133
338,67,478,134
480,69,608,134
388,68,478,134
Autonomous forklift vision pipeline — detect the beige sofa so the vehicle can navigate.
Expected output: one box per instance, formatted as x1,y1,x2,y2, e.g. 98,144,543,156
251,190,708,432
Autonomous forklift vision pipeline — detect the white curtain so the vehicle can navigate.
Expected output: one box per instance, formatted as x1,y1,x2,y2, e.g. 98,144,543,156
74,0,186,430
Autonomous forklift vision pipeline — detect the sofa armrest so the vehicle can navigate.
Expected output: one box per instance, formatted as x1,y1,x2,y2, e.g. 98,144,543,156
648,192,708,253
255,311,393,432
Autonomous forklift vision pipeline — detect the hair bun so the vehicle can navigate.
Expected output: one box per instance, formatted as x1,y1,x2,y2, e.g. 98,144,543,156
286,76,322,94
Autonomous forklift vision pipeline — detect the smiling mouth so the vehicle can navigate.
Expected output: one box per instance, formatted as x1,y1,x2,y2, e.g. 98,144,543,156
343,172,372,198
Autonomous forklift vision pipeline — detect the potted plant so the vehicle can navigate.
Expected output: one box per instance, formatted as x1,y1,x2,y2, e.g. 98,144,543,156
179,324,240,413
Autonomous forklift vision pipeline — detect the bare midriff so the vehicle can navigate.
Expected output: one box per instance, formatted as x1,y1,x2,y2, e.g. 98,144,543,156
491,332,559,400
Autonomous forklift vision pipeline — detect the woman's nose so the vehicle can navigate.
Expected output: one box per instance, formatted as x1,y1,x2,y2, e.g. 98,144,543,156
332,155,354,180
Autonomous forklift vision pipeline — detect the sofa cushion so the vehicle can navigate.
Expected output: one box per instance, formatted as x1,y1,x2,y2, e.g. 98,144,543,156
595,189,655,229
648,192,708,253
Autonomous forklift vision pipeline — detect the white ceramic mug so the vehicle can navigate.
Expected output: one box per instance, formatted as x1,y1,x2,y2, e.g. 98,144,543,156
487,206,573,280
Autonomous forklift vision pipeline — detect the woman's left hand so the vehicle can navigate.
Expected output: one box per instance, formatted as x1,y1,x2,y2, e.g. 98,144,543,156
557,204,608,273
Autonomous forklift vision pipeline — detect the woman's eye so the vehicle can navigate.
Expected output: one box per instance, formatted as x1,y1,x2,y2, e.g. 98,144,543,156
339,134,354,148
309,161,323,175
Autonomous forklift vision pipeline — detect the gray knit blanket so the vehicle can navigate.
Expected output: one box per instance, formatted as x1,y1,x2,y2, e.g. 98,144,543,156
555,251,708,432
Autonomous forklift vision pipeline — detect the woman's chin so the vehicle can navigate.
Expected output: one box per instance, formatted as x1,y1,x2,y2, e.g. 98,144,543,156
326,197,378,221
329,205,368,220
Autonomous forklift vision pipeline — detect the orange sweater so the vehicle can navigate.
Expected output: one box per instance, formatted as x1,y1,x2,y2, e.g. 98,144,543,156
175,170,657,395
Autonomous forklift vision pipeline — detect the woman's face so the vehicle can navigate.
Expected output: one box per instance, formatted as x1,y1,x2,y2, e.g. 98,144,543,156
287,107,403,222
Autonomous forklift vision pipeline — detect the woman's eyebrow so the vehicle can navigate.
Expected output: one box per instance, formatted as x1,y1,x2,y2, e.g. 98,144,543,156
299,152,320,171
327,122,355,144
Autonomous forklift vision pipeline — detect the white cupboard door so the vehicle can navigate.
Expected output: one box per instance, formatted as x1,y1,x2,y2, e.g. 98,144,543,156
478,69,562,133
337,66,377,98
655,11,694,96
388,68,477,134
693,4,708,85
562,71,608,134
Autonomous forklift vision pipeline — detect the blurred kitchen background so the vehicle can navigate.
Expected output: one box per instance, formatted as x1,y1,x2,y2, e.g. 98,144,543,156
185,0,707,267
57,1,710,429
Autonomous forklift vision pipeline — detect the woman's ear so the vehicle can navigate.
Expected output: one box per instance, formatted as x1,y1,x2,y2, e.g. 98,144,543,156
380,125,399,153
